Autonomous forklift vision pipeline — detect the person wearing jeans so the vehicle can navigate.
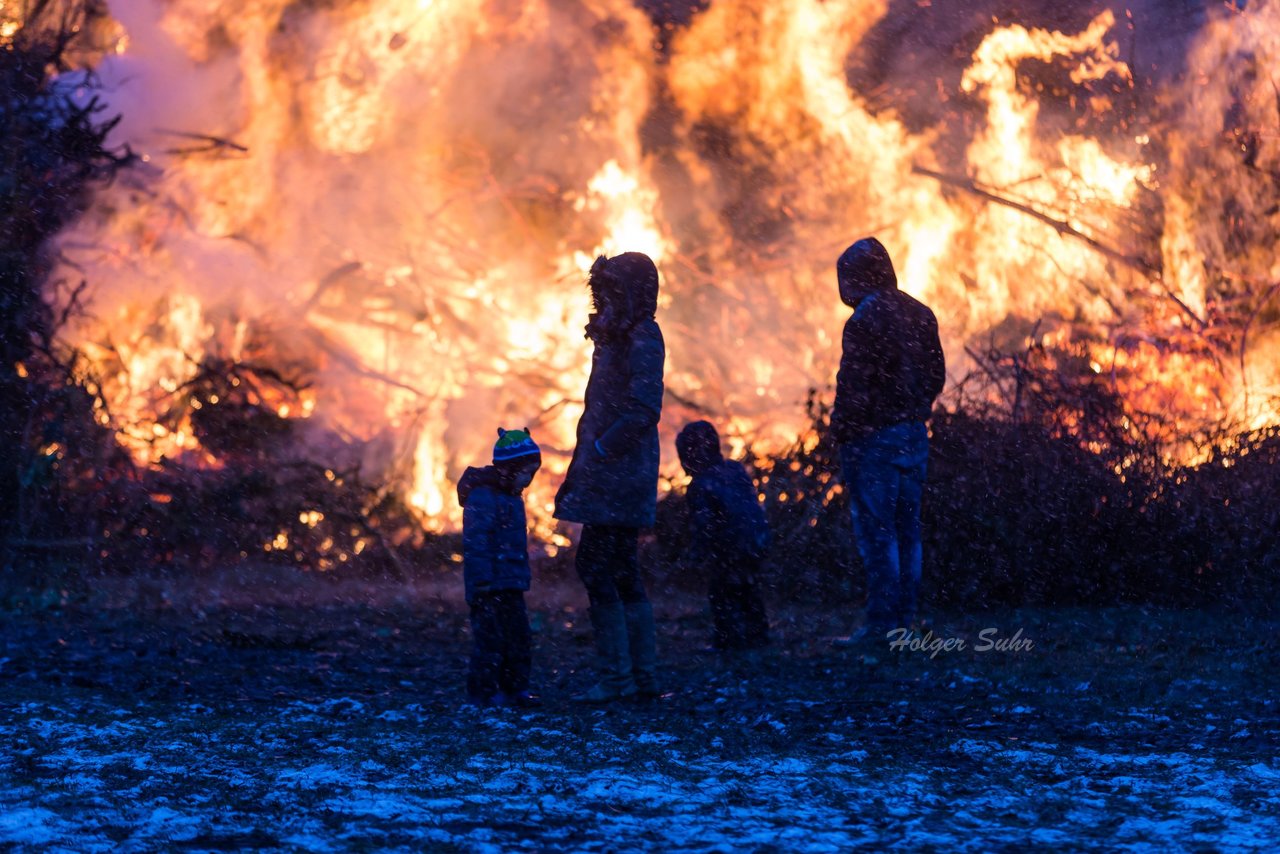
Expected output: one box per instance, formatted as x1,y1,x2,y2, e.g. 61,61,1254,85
829,238,946,643
841,421,930,632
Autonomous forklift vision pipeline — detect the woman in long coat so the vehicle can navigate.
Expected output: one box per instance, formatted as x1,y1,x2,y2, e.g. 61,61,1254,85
555,252,664,702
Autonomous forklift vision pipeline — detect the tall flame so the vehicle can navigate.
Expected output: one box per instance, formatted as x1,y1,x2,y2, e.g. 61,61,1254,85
42,0,1280,528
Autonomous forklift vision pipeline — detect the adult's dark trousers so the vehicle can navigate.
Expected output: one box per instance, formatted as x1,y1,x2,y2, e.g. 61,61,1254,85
467,590,531,701
575,524,648,607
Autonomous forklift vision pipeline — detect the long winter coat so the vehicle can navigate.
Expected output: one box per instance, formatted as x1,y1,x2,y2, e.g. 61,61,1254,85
831,238,946,444
458,466,531,604
554,252,665,529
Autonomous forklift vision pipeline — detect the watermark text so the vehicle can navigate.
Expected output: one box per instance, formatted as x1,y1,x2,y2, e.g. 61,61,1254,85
885,627,1035,658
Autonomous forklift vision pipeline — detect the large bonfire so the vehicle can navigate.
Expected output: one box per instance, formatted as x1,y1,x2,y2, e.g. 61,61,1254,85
8,0,1280,541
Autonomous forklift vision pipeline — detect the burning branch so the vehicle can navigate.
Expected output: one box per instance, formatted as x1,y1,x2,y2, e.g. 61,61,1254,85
157,129,250,157
912,165,1212,332
305,330,426,398
1226,272,1280,411
664,387,715,415
912,165,1157,277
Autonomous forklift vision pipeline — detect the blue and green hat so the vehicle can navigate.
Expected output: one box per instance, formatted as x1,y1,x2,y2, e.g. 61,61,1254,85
493,428,540,464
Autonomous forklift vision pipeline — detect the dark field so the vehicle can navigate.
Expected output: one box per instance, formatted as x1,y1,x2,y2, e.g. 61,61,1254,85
2,573,1277,852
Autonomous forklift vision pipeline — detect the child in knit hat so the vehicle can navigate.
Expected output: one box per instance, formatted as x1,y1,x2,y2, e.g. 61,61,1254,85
457,428,542,706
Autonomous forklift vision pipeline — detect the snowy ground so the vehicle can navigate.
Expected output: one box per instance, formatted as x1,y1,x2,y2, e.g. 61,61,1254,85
2,591,1277,851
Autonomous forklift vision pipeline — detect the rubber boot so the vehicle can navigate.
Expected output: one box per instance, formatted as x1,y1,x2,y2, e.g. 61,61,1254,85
573,603,636,703
624,601,660,697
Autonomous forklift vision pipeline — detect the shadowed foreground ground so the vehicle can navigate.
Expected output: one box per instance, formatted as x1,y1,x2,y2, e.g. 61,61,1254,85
1,575,1277,851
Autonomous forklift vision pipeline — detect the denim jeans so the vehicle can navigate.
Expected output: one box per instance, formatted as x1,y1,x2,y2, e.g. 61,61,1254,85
840,421,929,629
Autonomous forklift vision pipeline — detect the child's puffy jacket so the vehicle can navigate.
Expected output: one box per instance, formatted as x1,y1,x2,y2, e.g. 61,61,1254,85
686,460,771,567
458,466,531,603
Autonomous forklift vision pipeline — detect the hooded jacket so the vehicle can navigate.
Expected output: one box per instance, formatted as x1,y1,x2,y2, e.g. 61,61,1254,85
677,421,770,570
458,465,531,603
831,238,946,443
554,252,665,528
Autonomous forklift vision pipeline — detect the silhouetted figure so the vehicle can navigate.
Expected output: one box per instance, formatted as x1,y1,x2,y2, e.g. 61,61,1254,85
676,420,771,652
555,252,665,702
459,428,542,707
830,238,946,643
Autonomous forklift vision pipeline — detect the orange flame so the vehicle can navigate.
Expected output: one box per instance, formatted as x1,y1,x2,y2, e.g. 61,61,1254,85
45,0,1280,530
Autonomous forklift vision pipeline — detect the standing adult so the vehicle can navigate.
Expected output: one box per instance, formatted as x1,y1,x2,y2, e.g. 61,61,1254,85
555,252,665,702
830,237,946,643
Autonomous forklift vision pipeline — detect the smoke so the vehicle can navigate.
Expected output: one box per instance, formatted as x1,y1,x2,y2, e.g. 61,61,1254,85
50,0,1280,529
62,0,664,527
1162,0,1280,418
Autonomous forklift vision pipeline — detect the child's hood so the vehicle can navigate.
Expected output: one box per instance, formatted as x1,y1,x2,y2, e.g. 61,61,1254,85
676,420,724,476
457,465,505,506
